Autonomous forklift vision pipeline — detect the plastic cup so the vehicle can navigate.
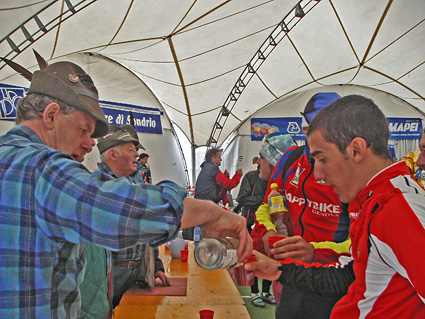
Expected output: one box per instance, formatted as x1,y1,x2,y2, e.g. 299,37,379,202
234,254,256,286
267,235,286,248
199,309,214,319
180,249,189,262
170,239,186,258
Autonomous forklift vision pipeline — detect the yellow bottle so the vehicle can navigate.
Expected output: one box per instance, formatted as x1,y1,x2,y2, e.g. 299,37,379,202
267,183,292,236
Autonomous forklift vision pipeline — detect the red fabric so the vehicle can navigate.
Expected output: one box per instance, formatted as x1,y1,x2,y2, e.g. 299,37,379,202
215,170,241,190
331,162,425,318
251,147,350,262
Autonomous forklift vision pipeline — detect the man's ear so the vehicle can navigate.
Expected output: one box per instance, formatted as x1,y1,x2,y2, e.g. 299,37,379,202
42,103,61,130
109,148,119,161
350,137,368,163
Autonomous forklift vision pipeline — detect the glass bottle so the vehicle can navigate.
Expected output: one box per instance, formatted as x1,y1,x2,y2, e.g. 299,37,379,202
194,237,240,270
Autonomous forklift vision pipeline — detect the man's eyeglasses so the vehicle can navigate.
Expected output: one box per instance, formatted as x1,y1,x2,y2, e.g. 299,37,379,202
419,146,425,156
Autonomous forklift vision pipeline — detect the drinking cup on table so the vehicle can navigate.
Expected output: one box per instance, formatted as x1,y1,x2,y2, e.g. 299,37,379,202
199,309,214,319
233,254,257,286
170,238,186,258
180,249,189,262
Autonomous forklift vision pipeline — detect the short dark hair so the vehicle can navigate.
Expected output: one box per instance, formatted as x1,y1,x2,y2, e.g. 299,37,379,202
205,147,222,162
138,153,149,160
307,95,392,160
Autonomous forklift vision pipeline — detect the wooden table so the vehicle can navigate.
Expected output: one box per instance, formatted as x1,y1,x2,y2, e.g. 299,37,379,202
113,242,250,319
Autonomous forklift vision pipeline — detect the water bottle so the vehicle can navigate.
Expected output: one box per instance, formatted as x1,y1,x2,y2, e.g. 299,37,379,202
193,226,202,244
268,183,292,236
194,237,240,270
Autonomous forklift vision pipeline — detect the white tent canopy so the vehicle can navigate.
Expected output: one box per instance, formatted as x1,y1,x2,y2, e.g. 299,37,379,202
1,0,424,186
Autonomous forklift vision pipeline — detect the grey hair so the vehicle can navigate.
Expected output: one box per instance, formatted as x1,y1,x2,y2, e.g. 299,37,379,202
16,93,75,124
100,145,122,161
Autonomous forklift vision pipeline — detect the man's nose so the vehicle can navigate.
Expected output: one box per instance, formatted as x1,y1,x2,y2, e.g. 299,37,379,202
314,166,325,181
417,151,425,169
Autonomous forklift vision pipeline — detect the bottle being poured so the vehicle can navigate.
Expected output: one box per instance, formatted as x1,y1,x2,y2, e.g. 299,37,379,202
194,237,240,270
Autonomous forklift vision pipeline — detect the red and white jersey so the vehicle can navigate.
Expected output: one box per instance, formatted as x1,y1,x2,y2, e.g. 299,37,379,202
331,162,425,318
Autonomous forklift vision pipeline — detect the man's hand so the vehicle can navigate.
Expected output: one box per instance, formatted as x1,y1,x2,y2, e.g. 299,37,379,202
232,250,281,282
154,270,170,286
270,235,315,263
236,168,243,176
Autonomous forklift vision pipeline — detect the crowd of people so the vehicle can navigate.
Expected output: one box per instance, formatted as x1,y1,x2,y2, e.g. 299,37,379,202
0,54,424,319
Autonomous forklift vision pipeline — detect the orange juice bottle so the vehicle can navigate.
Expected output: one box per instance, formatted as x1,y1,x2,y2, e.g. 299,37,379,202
268,183,292,236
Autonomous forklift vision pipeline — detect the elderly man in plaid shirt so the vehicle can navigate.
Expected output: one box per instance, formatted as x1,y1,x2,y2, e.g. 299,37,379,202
0,58,252,318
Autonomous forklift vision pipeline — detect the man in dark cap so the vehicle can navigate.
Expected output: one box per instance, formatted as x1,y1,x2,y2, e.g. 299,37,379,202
0,58,252,318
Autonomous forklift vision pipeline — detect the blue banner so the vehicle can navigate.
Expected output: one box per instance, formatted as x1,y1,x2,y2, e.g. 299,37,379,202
100,101,162,134
0,83,25,120
0,83,163,134
252,117,424,141
251,117,305,140
387,117,423,140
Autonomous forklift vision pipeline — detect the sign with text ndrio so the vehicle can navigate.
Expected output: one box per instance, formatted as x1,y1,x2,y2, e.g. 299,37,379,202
100,101,162,134
0,83,163,134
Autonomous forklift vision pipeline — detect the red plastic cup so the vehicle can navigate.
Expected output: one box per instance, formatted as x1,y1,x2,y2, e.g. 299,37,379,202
199,309,214,319
180,249,189,262
267,235,286,248
234,254,256,286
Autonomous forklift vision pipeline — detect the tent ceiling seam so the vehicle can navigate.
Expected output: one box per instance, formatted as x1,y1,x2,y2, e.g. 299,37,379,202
170,0,197,35
174,0,232,34
0,0,47,11
49,0,66,59
256,73,277,99
106,0,135,47
363,65,425,102
365,18,425,64
329,0,360,64
360,0,393,66
167,36,194,143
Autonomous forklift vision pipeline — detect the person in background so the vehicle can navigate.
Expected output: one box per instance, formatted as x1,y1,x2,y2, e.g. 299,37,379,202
237,133,296,307
80,126,170,317
248,156,260,172
195,147,243,204
403,128,425,188
183,148,243,239
244,94,425,318
250,92,352,319
0,58,252,318
138,153,152,184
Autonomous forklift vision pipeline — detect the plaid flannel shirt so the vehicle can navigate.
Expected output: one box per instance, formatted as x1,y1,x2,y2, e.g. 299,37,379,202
0,125,185,318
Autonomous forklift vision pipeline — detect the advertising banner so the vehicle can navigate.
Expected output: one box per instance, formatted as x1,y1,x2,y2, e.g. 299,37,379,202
0,83,162,134
251,117,305,140
251,117,423,141
387,117,423,140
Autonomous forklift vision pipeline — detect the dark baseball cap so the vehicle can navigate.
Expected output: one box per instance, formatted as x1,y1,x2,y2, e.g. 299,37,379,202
97,128,139,154
27,61,109,138
300,92,341,124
